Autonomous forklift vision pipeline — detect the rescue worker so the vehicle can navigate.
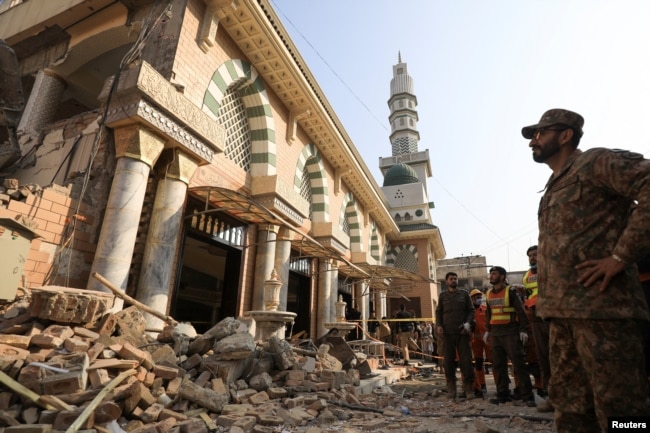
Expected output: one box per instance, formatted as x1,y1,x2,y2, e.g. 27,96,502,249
523,108,650,432
470,288,490,396
522,245,551,401
512,284,542,401
483,266,535,407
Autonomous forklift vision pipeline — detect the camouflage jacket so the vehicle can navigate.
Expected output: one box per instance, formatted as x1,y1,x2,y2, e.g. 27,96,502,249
537,148,650,320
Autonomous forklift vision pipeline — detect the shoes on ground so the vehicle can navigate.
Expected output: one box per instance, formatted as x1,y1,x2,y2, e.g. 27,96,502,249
474,390,484,398
489,396,513,405
514,399,536,407
446,381,457,399
537,388,548,398
463,382,476,400
511,389,522,401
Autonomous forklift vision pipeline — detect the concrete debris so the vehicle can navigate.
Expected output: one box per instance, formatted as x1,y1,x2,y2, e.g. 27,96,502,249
0,289,403,433
0,289,556,433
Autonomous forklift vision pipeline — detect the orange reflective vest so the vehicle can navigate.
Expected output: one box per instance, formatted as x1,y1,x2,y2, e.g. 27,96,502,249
487,286,516,325
522,270,538,308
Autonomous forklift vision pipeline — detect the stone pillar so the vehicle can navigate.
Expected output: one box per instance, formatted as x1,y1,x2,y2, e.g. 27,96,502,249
137,148,199,331
375,290,387,319
274,227,292,311
87,125,165,308
360,281,369,338
329,262,339,322
17,69,66,136
317,259,332,337
252,224,279,311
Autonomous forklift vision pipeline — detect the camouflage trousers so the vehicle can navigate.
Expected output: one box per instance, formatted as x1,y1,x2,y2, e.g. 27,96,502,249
549,318,649,433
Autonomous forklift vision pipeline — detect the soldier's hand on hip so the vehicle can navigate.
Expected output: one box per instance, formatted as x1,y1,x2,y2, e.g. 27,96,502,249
575,255,627,292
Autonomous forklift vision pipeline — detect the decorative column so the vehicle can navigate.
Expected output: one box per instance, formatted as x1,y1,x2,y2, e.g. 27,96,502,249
360,281,369,338
317,259,332,337
374,290,387,319
17,69,66,136
252,224,279,311
323,295,355,340
87,125,165,307
137,148,200,332
274,227,292,311
244,269,296,342
329,261,339,322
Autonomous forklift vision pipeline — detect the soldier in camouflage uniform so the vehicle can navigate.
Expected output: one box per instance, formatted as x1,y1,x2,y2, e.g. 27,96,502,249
522,108,650,433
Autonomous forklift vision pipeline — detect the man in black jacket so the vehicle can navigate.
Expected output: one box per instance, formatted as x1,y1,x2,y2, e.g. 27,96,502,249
435,272,477,399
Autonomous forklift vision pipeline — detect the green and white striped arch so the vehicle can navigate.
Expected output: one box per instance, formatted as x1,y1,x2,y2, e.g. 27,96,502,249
339,192,363,251
369,220,380,261
386,244,418,268
202,59,276,176
294,143,329,222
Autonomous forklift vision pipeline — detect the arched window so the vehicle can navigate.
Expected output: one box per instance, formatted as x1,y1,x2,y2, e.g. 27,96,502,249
218,82,252,171
299,164,313,220
395,249,418,273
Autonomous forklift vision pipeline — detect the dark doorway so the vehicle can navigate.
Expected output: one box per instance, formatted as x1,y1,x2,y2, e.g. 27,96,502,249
389,297,422,321
172,235,242,333
287,270,311,338
173,196,246,333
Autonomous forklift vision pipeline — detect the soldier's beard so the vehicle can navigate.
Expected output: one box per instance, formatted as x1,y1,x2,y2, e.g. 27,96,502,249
533,137,561,163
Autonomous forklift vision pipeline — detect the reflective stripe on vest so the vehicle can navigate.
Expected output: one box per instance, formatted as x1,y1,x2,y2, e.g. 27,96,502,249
487,286,516,325
522,270,538,308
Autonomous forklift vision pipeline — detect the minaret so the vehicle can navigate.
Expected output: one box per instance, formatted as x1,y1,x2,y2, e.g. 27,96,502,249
388,52,420,156
379,55,445,326
380,53,432,195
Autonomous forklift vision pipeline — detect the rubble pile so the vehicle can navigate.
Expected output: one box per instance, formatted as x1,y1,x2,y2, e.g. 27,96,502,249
0,288,400,433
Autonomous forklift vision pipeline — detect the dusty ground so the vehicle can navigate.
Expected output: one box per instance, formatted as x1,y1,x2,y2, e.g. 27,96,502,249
284,365,556,433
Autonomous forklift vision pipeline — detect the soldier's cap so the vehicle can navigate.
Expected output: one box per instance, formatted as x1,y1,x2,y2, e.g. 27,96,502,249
489,266,507,276
521,108,584,139
470,289,483,297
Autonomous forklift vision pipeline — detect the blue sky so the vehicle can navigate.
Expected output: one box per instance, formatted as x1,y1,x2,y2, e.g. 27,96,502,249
272,0,650,272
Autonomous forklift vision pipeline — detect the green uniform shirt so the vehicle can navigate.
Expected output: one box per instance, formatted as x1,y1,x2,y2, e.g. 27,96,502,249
537,148,650,320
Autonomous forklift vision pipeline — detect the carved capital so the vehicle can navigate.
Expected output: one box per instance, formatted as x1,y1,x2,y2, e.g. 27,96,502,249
277,226,294,241
258,224,280,235
158,148,201,184
114,124,165,168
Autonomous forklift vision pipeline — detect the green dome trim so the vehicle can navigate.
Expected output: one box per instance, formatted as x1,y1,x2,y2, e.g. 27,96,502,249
383,163,419,187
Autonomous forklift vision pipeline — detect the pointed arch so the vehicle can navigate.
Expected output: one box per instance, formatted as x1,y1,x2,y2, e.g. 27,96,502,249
202,59,276,176
386,244,418,273
369,220,380,261
339,192,363,251
294,143,329,222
